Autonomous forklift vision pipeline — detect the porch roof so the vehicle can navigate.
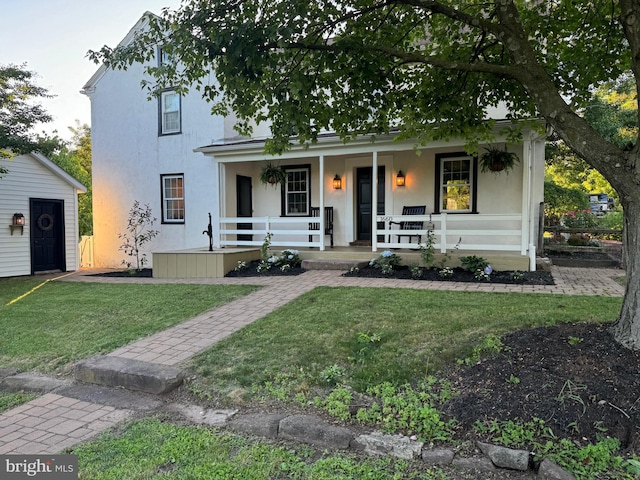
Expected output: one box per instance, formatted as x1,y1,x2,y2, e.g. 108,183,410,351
194,119,541,163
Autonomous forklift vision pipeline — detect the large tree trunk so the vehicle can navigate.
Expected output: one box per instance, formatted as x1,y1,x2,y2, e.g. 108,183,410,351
609,199,640,349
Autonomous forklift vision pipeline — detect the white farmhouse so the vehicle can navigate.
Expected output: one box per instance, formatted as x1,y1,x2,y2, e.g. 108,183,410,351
83,12,545,276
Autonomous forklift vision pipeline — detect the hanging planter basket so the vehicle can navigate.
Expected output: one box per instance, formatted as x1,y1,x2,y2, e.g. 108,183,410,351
259,162,287,187
479,145,520,174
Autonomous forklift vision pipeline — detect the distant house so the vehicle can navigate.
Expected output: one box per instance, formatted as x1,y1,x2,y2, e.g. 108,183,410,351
83,12,546,274
0,152,86,278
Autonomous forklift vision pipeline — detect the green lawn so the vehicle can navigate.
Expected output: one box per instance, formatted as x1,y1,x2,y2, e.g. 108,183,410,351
2,277,630,479
0,277,257,372
190,286,622,395
0,392,38,413
72,417,448,480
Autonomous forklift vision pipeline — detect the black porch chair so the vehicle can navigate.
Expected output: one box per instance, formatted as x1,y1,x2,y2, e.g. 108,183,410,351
389,205,426,244
308,206,334,247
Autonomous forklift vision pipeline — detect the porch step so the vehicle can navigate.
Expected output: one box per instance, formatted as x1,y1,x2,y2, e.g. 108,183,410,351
349,240,371,247
302,259,369,271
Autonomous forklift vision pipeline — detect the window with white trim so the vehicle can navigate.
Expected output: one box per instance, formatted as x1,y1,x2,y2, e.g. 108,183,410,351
161,174,185,223
436,154,477,213
160,90,181,135
284,167,310,216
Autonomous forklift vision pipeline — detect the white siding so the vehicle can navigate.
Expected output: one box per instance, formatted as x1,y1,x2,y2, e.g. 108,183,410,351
0,154,82,278
87,51,226,268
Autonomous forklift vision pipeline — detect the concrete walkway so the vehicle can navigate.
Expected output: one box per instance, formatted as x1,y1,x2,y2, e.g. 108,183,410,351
0,266,625,454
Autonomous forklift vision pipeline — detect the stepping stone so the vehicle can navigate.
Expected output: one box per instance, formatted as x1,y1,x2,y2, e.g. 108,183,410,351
74,356,183,394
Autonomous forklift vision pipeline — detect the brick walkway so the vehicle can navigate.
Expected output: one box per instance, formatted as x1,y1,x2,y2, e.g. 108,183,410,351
0,266,625,454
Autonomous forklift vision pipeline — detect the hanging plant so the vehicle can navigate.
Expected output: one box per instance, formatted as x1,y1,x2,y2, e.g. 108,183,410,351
479,145,520,174
259,162,287,187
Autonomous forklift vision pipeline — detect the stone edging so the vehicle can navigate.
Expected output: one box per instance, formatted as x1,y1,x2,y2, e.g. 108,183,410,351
222,412,576,480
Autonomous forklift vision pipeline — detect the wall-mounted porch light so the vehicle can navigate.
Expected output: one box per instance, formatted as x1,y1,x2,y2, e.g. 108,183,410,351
10,213,25,235
396,170,406,187
332,174,342,190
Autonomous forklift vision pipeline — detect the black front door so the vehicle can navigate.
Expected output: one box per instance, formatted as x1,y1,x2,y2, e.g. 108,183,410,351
236,175,253,242
30,199,65,273
356,166,385,242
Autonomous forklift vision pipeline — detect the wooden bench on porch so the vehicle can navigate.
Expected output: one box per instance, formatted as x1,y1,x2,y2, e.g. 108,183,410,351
389,205,426,244
309,206,334,247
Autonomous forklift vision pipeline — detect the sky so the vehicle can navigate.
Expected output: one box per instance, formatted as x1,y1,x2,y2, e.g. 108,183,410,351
1,0,181,142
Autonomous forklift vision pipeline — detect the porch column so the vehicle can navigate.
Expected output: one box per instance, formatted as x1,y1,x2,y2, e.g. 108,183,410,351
372,151,378,252
520,140,531,257
319,154,325,251
212,158,221,248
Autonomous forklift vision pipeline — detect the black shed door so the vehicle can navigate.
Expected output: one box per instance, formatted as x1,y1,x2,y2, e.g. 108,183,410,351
30,199,66,273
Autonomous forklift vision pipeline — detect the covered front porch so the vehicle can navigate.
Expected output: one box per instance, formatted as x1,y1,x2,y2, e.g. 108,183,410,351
193,124,545,276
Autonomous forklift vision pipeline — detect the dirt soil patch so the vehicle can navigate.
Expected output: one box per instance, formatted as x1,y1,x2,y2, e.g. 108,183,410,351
441,322,640,454
91,269,153,278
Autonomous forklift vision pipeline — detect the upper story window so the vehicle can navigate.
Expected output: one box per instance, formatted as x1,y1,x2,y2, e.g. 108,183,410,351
159,47,171,66
434,153,478,213
161,174,185,223
283,166,310,216
159,89,181,135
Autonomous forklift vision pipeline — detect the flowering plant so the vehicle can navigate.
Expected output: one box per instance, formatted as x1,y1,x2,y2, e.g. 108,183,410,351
370,250,402,275
438,267,453,278
563,209,598,229
474,265,493,281
234,260,248,271
256,242,301,273
256,233,302,273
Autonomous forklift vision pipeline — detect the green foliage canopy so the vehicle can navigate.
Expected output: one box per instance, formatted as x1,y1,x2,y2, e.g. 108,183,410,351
90,1,631,156
0,64,53,160
49,124,93,236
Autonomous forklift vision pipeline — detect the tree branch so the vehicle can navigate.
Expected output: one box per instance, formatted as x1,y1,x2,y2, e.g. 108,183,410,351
272,41,519,78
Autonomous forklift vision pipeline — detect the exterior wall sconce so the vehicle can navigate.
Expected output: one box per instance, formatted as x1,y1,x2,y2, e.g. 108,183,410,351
396,170,406,187
332,174,342,190
10,213,25,235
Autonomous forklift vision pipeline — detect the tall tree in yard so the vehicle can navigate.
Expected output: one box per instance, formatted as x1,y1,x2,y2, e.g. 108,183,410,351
50,124,93,236
91,1,640,347
0,64,53,166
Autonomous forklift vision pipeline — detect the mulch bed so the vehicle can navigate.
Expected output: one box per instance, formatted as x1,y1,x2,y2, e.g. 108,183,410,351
225,261,305,277
441,322,640,453
91,269,153,278
343,265,554,285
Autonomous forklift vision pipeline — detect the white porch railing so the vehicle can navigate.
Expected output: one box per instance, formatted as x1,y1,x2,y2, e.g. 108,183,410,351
219,216,324,248
376,213,525,254
217,213,525,254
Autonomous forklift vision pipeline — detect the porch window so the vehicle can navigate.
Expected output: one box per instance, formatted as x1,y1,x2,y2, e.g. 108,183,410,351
159,89,181,135
435,153,478,213
161,174,185,223
283,166,310,216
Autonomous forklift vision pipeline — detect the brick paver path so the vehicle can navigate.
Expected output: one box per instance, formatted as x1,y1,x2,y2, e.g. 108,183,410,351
0,266,625,455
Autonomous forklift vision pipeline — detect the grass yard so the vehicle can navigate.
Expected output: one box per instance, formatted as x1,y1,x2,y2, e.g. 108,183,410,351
0,277,257,372
72,417,447,480
190,286,622,395
0,392,38,414
2,277,631,479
